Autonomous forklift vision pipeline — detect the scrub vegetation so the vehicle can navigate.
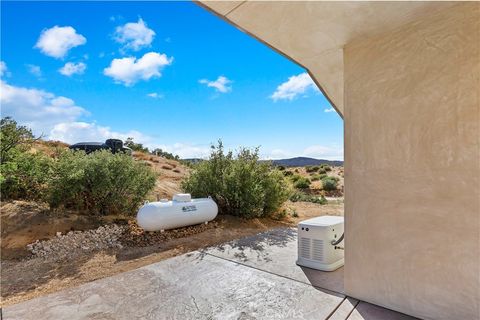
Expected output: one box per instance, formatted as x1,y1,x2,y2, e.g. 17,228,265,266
1,117,344,306
182,141,291,218
1,117,156,216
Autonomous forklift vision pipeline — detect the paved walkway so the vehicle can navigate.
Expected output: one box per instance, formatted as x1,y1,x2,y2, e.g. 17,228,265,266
4,228,418,320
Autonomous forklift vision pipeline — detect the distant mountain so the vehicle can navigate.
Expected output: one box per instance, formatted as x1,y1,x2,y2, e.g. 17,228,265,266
183,157,343,167
269,157,343,167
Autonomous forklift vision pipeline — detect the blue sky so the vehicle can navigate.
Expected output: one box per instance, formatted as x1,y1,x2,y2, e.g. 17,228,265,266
0,1,343,160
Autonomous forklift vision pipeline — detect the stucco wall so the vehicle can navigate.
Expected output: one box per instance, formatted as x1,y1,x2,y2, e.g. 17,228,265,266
343,3,480,320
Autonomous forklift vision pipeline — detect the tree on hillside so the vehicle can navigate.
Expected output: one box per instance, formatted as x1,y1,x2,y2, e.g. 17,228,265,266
124,137,149,153
0,117,38,162
151,148,180,161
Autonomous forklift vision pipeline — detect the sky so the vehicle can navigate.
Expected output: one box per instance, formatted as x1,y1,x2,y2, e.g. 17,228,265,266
0,1,343,160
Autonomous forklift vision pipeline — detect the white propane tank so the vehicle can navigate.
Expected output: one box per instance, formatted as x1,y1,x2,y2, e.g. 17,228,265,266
137,194,218,231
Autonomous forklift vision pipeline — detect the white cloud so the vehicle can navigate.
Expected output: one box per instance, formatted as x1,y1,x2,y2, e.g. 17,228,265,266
0,80,88,135
49,123,210,159
35,26,86,59
199,75,232,93
152,143,211,159
303,145,343,160
104,52,173,86
0,79,209,159
263,149,292,160
49,122,149,145
147,92,163,99
114,18,155,52
27,64,42,77
0,61,8,77
324,107,336,113
270,72,318,101
59,62,87,76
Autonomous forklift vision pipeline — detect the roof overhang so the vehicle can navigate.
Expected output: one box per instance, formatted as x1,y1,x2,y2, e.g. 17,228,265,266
197,1,458,116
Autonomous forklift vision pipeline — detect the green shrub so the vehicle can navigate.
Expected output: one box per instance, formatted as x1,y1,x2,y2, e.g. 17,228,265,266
320,164,332,172
283,170,293,177
317,168,327,174
0,117,52,200
306,166,319,173
289,192,327,204
1,151,54,200
277,165,286,171
49,150,156,215
321,176,338,191
290,174,302,182
311,173,328,181
181,141,291,219
124,137,149,153
293,177,311,189
151,148,180,161
0,117,36,162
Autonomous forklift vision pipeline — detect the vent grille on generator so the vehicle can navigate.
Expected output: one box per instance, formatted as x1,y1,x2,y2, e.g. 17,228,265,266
312,239,324,262
300,237,311,259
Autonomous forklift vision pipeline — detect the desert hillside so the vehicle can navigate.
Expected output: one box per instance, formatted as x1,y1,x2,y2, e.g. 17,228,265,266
1,138,344,307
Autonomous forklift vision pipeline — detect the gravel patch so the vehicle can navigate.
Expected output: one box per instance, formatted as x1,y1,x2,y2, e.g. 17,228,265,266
27,224,126,259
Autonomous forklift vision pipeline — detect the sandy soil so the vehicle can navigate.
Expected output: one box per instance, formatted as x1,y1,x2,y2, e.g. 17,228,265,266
1,148,344,307
1,199,343,307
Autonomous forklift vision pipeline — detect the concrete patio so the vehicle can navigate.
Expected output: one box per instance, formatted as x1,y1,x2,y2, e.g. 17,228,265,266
4,228,417,319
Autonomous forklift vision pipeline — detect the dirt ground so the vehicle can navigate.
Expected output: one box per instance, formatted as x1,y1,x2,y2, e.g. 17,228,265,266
1,147,344,307
0,199,343,307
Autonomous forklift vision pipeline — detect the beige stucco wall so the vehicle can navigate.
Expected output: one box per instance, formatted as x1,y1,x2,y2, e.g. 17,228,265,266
344,3,480,320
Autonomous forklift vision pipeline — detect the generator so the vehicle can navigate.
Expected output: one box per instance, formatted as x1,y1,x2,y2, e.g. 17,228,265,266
296,216,344,271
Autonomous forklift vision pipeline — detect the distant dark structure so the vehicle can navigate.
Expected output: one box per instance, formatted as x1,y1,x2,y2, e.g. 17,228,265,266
69,139,132,155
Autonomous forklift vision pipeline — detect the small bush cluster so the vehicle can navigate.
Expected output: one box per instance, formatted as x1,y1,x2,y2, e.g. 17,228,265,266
49,150,156,215
293,177,311,189
1,118,156,216
321,176,339,191
289,192,327,204
306,166,319,173
1,151,54,200
311,173,328,181
181,141,291,219
321,164,332,172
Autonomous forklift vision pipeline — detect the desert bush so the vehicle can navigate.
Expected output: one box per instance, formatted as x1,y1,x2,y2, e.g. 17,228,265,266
0,117,53,200
277,165,286,171
311,173,328,181
150,148,180,161
290,174,302,182
293,177,311,189
306,166,319,173
321,176,338,191
124,137,149,153
283,170,293,177
49,150,156,215
0,117,36,162
1,151,54,200
181,141,291,218
317,168,327,174
289,191,327,204
321,164,332,172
